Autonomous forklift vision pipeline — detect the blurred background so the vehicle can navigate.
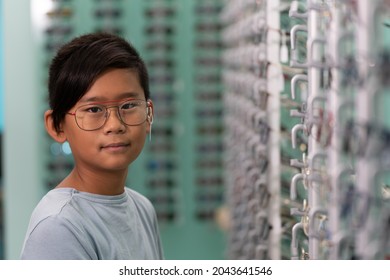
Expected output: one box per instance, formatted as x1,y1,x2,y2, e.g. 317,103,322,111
0,0,389,260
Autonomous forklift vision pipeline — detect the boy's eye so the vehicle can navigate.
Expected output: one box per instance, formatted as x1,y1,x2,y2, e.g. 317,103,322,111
121,102,138,110
85,106,104,113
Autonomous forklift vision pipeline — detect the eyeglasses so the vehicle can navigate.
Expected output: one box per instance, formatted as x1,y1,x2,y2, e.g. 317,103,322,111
67,98,149,131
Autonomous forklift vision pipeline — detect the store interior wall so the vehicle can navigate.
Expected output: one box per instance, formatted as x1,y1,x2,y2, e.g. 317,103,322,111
2,0,43,259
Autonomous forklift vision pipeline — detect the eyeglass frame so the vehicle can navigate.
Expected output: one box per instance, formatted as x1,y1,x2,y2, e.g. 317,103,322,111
66,98,152,131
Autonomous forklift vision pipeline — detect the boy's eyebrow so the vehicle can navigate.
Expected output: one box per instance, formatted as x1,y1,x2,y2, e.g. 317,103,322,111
80,92,142,103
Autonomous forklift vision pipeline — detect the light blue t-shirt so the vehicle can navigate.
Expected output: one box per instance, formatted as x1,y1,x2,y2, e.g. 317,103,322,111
21,188,164,260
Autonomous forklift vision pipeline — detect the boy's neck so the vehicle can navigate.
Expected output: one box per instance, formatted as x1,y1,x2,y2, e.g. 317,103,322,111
57,166,128,196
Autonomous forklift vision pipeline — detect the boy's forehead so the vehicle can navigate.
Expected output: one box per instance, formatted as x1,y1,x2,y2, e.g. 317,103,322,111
78,69,145,103
79,92,142,103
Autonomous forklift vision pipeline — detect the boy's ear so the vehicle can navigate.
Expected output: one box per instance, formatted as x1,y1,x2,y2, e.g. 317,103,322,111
44,110,67,143
146,100,154,134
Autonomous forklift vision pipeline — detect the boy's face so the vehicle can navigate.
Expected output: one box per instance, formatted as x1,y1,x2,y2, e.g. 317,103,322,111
61,68,151,172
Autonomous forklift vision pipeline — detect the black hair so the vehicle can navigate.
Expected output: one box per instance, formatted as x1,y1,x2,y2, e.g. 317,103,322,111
48,32,150,132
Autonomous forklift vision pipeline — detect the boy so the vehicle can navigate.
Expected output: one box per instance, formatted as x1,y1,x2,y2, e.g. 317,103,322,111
21,33,163,259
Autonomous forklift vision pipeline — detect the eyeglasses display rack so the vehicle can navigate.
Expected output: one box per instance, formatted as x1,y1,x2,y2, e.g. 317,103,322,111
221,0,283,259
142,0,179,224
192,0,225,225
287,0,390,260
221,0,390,259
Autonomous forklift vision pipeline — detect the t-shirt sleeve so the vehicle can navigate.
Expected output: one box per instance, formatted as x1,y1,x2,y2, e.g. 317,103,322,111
128,189,165,259
21,216,95,260
145,196,165,259
152,210,165,260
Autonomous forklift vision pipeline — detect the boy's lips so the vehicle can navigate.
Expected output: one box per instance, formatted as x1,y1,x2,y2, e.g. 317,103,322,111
101,142,130,151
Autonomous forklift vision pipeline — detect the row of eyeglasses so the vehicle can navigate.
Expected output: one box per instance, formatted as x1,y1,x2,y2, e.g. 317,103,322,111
289,0,390,259
221,0,283,259
220,0,390,260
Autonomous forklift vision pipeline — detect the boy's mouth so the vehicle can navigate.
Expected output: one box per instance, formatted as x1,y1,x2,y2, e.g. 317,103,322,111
101,142,130,151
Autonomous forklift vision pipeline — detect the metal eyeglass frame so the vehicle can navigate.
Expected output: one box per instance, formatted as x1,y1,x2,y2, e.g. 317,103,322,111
66,98,150,131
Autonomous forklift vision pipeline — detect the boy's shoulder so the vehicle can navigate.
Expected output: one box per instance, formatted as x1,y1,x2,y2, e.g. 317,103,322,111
24,188,75,238
30,188,74,221
124,187,154,211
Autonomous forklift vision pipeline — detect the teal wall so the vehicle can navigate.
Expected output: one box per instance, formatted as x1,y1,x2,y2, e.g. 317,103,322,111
0,0,3,132
3,0,42,259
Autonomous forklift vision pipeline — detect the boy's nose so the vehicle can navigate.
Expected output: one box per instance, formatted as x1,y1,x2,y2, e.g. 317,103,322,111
103,107,126,134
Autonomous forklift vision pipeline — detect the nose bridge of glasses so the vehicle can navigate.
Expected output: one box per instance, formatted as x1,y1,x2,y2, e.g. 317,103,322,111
101,105,125,127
